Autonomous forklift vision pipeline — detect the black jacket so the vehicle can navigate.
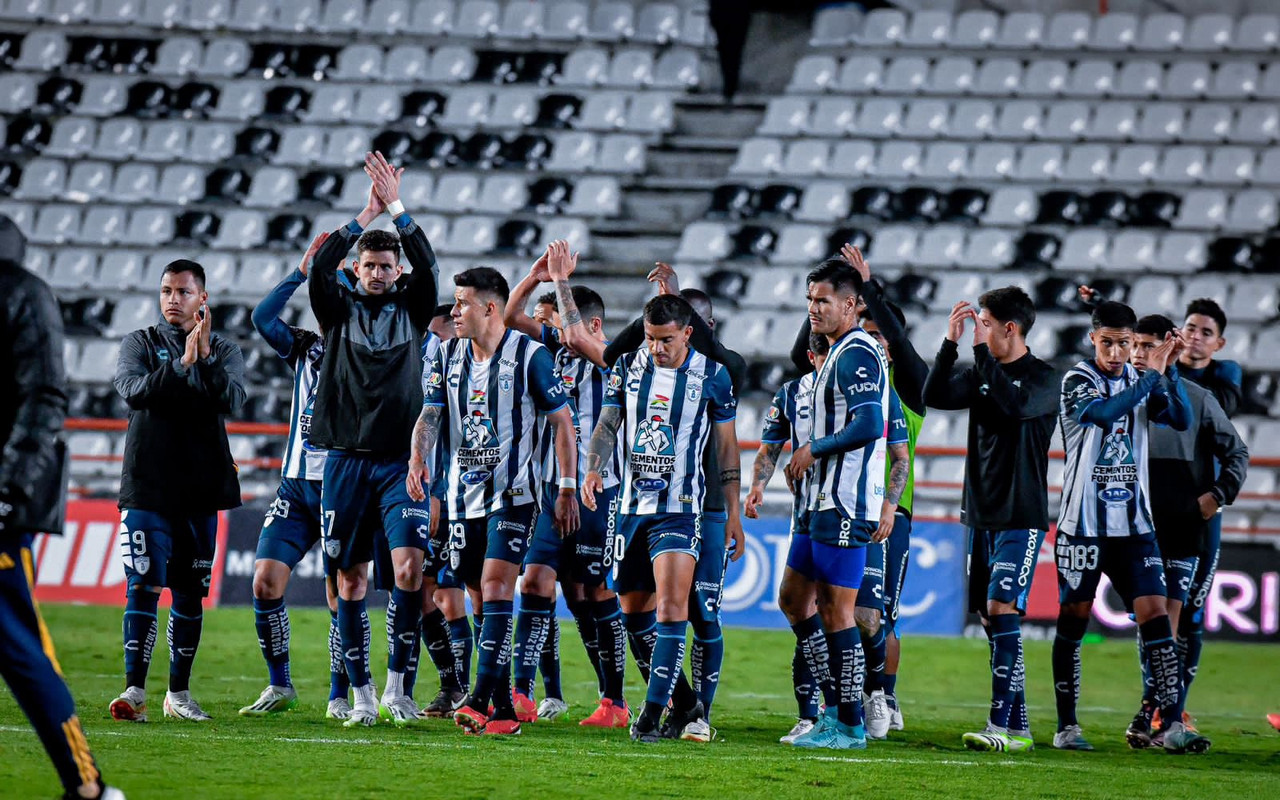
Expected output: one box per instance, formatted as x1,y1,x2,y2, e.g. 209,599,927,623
114,322,245,515
0,263,69,535
308,215,438,457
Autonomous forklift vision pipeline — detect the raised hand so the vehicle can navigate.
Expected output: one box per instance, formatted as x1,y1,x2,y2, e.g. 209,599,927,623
298,232,329,278
945,301,971,344
182,317,202,367
970,309,990,348
547,239,578,281
647,262,679,295
1078,285,1098,304
840,243,870,283
529,244,552,282
1147,332,1178,374
364,150,404,207
197,304,212,359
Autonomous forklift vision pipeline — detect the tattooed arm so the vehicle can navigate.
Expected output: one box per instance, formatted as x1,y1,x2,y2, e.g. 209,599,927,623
744,441,784,519
405,404,442,502
548,241,609,369
580,405,622,511
715,417,745,561
873,442,909,543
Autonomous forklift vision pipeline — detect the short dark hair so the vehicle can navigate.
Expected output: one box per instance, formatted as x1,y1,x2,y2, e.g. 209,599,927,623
808,332,829,357
1091,300,1138,331
534,291,556,307
678,288,714,325
163,258,206,288
1184,297,1227,334
432,303,453,321
565,285,605,323
806,258,863,297
454,266,509,304
1135,314,1176,338
978,286,1036,335
356,229,401,263
643,294,693,329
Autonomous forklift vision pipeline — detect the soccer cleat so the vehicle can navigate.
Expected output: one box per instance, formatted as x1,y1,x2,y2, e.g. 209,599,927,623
538,697,570,721
1052,724,1094,751
780,718,816,744
1160,721,1211,755
513,690,538,723
1125,714,1154,750
453,703,489,734
963,726,1031,753
163,691,211,722
482,717,522,736
65,788,127,800
325,698,352,721
239,685,298,717
680,717,713,743
790,708,837,748
380,695,422,728
1268,712,1280,732
630,715,661,744
343,703,378,728
864,690,891,740
422,689,467,718
580,698,630,728
660,700,705,740
109,687,147,723
886,695,904,731
1007,732,1035,752
793,717,866,750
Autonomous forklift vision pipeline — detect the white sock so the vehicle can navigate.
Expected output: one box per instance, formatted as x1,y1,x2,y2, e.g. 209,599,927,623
353,683,376,709
384,671,404,699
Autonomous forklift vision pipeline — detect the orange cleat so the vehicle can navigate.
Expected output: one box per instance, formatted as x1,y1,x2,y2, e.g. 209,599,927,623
513,690,538,723
579,698,630,728
483,717,522,735
453,704,489,734
1267,713,1280,732
1152,709,1198,734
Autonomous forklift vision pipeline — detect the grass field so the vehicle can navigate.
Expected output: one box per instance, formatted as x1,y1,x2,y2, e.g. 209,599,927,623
3,605,1278,800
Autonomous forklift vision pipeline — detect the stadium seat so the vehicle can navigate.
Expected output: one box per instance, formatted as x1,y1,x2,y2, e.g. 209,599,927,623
1133,102,1183,142
1156,232,1208,273
729,138,782,176
675,221,731,263
66,160,114,203
1235,13,1280,52
952,9,998,47
187,124,236,164
1063,145,1112,183
16,30,68,71
869,226,916,266
1259,149,1280,184
918,142,967,179
579,91,627,130
430,45,478,83
626,94,673,133
949,100,996,140
210,79,265,121
1044,101,1090,139
858,8,905,46
1024,59,1068,96
904,9,951,48
790,55,838,92
964,228,1013,270
382,44,428,81
42,117,93,159
1234,105,1279,144
13,158,65,200
1044,11,1091,51
1226,190,1278,232
318,0,364,32
1057,229,1108,270
924,55,975,95
99,250,145,291
974,58,1021,96
882,57,929,94
944,188,988,223
1184,105,1233,143
606,48,654,87
1212,62,1259,100
32,204,81,245
212,209,266,249
542,1,588,40
1125,190,1175,228
245,167,298,208
836,55,883,94
588,1,634,41
1114,60,1164,98
489,88,538,128
558,47,608,87
563,175,618,217
857,99,903,138
969,142,1016,179
809,4,859,47
1185,13,1233,51
876,141,921,179
997,11,1044,48
1165,62,1210,100
49,249,97,289
793,181,848,222
992,100,1042,140
1228,276,1280,322
440,87,491,127
1111,144,1159,182
915,226,964,267
77,342,121,383
335,43,382,81
1138,13,1185,51
1015,144,1063,181
366,0,409,33
1206,146,1255,184
1090,12,1138,50
900,100,947,139
634,2,679,44
772,224,824,264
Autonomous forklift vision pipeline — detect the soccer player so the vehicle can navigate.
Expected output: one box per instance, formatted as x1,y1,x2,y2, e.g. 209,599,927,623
922,287,1057,753
0,214,124,799
1123,314,1247,748
1053,301,1207,754
582,294,741,743
504,241,630,727
781,259,893,750
110,258,246,723
239,233,355,719
532,291,559,329
307,153,438,728
410,266,578,736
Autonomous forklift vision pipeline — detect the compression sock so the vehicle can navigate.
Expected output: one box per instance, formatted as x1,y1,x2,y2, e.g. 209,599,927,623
1053,613,1088,730
122,589,159,690
253,596,291,688
166,594,204,694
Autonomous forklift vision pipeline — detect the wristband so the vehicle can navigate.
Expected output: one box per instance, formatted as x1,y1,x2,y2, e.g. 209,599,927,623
558,477,578,490
387,199,405,217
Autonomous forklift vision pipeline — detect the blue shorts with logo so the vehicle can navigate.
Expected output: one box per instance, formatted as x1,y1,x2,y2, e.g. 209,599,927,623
883,512,911,629
320,451,430,571
787,510,873,590
608,512,700,595
690,510,728,627
526,483,617,587
446,503,538,587
119,508,218,596
1187,516,1221,620
1163,555,1200,606
256,478,324,570
1056,531,1167,606
968,528,1046,615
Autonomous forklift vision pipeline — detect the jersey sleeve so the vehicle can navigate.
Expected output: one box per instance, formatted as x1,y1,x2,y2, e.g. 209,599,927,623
1061,370,1101,421
888,389,909,445
539,323,563,356
422,345,446,407
527,345,569,414
602,358,627,408
759,385,792,444
706,364,737,423
836,343,886,408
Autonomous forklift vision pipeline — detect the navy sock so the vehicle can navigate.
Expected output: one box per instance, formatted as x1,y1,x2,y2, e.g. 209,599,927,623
253,596,291,688
386,588,422,678
1010,635,1029,732
514,594,554,696
338,598,370,689
447,616,473,692
1053,613,1088,730
422,608,460,691
691,623,724,719
827,626,864,728
569,599,605,695
624,610,658,684
988,613,1020,730
882,671,898,699
1137,629,1154,703
593,598,627,704
791,614,836,708
167,594,204,694
122,589,159,690
472,613,484,647
540,611,563,700
643,620,688,724
792,643,820,721
470,600,514,711
360,605,371,682
1179,612,1204,698
1140,616,1184,724
861,624,887,695
402,621,421,699
328,612,348,701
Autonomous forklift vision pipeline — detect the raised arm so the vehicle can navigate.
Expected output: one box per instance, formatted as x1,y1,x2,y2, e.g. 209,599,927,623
114,331,190,410
602,318,645,367
789,318,812,375
841,243,928,414
506,246,552,339
365,152,438,329
253,236,322,358
309,167,384,330
923,302,979,410
190,332,246,415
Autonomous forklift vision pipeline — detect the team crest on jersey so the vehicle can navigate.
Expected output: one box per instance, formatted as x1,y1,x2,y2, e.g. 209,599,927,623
687,385,701,402
324,537,340,558
1092,429,1137,484
499,371,514,393
426,371,442,387
133,555,150,575
766,405,780,421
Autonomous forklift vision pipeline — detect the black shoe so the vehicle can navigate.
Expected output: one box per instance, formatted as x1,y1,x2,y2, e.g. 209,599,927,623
1125,713,1153,750
630,714,661,744
660,700,705,740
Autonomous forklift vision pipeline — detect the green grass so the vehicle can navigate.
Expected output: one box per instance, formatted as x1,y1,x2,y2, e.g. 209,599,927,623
3,605,1279,800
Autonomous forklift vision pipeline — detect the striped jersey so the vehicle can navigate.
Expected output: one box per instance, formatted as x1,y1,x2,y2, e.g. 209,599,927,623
421,333,447,500
282,327,327,482
761,373,816,519
806,327,891,520
537,326,622,489
603,346,736,516
1058,361,1155,538
423,329,568,519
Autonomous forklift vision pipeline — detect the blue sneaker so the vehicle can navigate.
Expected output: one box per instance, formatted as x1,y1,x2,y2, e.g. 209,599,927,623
830,722,868,750
793,711,867,750
791,708,837,748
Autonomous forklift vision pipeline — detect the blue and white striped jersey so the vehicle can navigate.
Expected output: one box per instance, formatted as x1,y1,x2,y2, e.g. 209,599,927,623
537,326,622,489
421,333,446,500
761,373,815,519
1058,361,1156,538
424,329,568,519
806,328,891,520
603,347,736,516
282,328,327,482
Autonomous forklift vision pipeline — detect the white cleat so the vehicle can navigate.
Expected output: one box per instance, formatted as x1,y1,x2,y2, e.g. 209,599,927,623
887,695,904,731
343,703,379,728
109,687,147,723
537,697,569,721
864,690,891,740
380,695,421,728
163,690,212,721
680,717,713,743
780,718,815,744
1052,724,1094,751
325,698,352,721
101,788,128,800
239,685,298,716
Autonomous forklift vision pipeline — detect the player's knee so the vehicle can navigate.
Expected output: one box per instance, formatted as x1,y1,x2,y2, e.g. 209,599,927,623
252,562,287,600
854,607,881,636
393,560,423,591
337,569,367,601
522,568,556,598
480,577,512,602
170,593,203,618
587,584,615,603
655,596,688,624
1058,602,1091,622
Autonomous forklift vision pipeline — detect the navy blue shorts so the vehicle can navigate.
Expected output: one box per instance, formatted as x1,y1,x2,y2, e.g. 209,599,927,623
320,452,430,571
526,483,616,587
1187,517,1221,619
806,507,874,548
790,510,873,589
608,512,700,595
1056,532,1167,606
119,508,218,596
256,478,323,570
1163,556,1199,606
855,540,887,612
447,504,538,587
968,528,1046,615
690,511,728,627
883,513,911,629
